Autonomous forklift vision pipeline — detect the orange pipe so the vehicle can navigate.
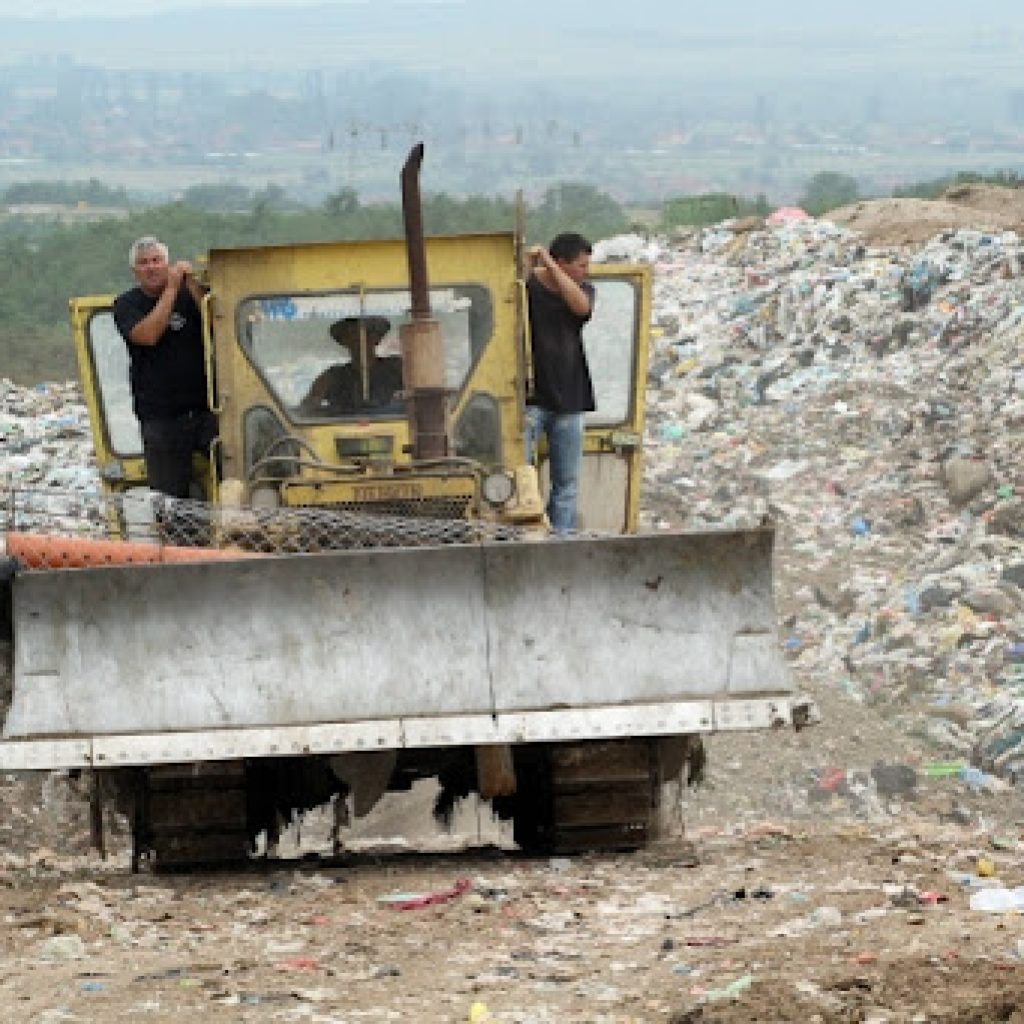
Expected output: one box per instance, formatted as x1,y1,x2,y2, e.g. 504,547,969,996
2,531,262,570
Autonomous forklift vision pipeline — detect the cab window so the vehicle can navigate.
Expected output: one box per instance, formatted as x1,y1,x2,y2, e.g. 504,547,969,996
237,285,492,421
87,311,143,457
583,278,639,428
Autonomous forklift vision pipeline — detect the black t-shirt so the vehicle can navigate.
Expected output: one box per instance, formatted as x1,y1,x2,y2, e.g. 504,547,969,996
299,357,404,416
527,274,596,414
113,284,208,421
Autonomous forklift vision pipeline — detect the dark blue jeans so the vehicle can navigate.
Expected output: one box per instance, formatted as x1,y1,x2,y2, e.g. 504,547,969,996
524,405,584,533
140,409,218,498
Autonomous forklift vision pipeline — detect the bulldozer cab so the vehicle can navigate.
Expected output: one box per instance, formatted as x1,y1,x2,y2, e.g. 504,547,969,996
69,233,650,533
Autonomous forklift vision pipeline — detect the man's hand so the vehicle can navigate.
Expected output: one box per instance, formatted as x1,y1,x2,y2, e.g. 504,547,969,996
173,260,207,308
129,259,201,346
527,245,552,268
167,260,192,292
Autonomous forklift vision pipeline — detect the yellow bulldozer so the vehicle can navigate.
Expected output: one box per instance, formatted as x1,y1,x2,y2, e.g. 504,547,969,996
0,146,803,868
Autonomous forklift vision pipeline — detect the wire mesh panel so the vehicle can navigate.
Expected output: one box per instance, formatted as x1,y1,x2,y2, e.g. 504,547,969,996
0,486,533,570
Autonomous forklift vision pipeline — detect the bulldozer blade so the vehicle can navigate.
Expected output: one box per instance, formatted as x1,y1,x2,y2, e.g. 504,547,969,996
3,529,790,741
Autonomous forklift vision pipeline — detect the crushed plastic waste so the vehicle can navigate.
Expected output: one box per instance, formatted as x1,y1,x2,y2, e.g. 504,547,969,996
630,216,1024,784
703,973,754,1002
376,877,473,910
38,934,86,962
969,887,1024,913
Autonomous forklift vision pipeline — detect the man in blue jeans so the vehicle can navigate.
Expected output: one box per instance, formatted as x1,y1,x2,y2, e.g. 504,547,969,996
525,232,595,533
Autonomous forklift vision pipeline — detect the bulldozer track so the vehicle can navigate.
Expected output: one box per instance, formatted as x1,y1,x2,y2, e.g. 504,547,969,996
133,762,252,871
511,739,656,854
130,741,660,869
550,739,655,853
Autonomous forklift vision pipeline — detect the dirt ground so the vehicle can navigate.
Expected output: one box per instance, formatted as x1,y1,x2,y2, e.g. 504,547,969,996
828,184,1024,246
2,705,1024,1024
1,634,1022,1023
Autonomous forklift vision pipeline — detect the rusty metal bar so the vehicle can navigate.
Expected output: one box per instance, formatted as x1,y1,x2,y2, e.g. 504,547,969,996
399,142,449,459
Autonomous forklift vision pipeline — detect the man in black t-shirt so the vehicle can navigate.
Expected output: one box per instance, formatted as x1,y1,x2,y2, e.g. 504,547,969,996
525,232,595,532
113,236,217,498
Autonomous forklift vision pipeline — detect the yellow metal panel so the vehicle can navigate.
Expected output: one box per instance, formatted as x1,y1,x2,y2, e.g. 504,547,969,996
206,234,521,483
207,233,515,292
69,296,115,472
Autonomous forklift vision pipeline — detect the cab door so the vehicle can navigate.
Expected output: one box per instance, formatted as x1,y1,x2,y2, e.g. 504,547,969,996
529,264,651,534
69,295,147,493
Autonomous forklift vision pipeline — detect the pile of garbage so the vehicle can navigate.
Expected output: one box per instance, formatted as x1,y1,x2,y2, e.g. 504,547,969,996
619,213,1024,783
0,379,95,493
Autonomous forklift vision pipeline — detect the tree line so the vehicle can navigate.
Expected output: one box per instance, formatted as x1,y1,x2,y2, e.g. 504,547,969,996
2,168,1020,382
0,181,630,382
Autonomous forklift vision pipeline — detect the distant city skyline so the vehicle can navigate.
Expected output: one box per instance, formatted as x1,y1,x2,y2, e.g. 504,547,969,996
0,0,1021,203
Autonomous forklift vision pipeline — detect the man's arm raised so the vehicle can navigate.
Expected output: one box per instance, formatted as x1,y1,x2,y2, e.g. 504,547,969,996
528,246,592,317
129,261,189,347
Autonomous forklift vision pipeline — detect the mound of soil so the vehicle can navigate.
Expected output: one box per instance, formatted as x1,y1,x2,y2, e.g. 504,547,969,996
829,184,1024,246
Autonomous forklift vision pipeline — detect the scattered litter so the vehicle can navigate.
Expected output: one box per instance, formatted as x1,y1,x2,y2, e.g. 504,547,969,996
376,877,472,910
970,887,1024,913
38,935,86,962
704,973,754,1002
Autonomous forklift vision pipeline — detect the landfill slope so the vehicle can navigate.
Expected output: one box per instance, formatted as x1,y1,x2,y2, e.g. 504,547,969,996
622,208,1024,796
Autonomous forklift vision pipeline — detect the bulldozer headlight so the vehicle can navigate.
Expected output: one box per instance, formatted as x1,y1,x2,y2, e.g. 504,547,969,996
482,471,514,507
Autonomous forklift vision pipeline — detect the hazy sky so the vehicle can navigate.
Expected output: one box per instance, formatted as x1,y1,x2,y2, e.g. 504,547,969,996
0,0,328,15
1,0,1022,26
0,0,357,14
2,0,1023,83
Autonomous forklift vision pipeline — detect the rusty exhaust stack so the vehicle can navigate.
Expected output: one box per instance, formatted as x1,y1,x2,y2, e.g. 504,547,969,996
399,143,448,460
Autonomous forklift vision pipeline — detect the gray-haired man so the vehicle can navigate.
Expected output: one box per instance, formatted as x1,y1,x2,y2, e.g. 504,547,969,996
113,236,216,498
